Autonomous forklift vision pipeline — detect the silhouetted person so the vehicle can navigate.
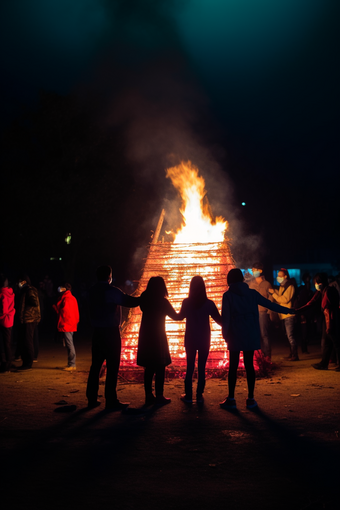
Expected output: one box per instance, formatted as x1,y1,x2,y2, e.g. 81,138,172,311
296,273,314,353
221,268,296,410
53,283,79,371
17,275,41,370
248,262,273,359
137,276,178,407
268,268,299,361
297,273,339,371
0,274,15,373
86,265,140,410
177,276,221,404
328,275,340,297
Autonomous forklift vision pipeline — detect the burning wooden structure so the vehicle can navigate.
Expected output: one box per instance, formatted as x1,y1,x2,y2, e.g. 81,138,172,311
120,216,234,369
120,161,235,371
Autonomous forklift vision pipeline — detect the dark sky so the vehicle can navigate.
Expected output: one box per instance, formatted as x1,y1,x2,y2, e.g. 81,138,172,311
1,0,339,276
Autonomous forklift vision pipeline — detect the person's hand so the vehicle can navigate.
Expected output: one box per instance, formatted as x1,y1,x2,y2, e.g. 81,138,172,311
268,288,274,295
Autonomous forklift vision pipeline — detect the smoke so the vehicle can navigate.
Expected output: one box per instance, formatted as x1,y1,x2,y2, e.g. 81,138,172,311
0,0,261,273
79,0,262,271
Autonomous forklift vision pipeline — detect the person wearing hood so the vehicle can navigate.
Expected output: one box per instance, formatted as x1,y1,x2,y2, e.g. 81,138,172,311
296,273,339,371
221,268,296,410
17,275,41,370
0,274,15,373
268,268,299,361
53,283,79,371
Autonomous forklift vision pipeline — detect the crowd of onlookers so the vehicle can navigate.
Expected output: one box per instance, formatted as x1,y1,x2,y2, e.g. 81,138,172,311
0,273,81,372
247,264,340,370
0,264,339,411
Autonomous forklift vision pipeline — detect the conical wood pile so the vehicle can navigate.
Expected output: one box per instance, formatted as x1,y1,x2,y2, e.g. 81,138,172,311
121,213,235,368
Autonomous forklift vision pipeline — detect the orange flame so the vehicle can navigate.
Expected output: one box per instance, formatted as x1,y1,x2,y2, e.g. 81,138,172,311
166,161,228,243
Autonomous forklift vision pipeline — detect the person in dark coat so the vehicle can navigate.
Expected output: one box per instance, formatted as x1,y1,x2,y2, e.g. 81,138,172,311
221,268,296,410
86,265,140,410
0,274,15,373
177,276,221,404
296,273,340,371
137,276,179,407
17,275,41,370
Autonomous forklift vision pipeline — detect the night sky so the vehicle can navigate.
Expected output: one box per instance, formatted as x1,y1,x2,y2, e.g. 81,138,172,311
1,0,339,283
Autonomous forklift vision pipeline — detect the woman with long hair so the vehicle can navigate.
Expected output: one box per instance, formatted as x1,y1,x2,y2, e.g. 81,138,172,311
177,275,222,404
137,276,179,406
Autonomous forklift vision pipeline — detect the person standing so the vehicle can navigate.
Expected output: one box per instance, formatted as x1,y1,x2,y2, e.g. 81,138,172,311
137,276,179,407
248,262,273,359
268,268,299,361
86,265,140,410
53,283,79,371
177,276,222,404
296,273,314,353
297,273,339,371
17,275,41,370
0,274,15,373
221,268,295,410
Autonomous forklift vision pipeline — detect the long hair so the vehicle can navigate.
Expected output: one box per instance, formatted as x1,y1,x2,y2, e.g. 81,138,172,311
141,276,168,309
188,276,207,309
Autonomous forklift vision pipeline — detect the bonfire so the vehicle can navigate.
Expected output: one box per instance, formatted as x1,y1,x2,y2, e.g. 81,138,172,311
120,161,235,371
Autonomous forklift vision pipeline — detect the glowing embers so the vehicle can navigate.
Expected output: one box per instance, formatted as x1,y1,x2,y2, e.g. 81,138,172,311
120,240,234,368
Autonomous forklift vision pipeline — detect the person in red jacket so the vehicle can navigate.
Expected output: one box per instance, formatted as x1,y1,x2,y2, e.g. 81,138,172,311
297,273,339,371
0,274,15,373
53,283,79,371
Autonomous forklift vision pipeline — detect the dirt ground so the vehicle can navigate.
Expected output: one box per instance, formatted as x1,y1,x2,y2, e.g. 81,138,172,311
1,332,339,510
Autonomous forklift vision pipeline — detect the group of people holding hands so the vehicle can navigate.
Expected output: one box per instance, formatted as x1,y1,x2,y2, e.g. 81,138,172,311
86,265,296,412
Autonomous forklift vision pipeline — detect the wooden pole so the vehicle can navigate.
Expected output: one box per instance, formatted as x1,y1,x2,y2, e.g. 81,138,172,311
152,209,165,244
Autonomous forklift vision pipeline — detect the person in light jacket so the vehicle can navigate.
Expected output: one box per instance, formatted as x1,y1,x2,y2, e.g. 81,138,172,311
268,268,299,360
221,268,296,410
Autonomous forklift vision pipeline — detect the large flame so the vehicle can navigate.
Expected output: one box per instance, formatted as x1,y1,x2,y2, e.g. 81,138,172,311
166,161,228,243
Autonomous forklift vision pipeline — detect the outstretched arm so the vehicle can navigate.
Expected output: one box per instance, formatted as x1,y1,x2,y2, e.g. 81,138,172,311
175,301,186,321
108,287,140,308
210,301,222,326
256,293,296,315
166,300,183,321
296,292,320,314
